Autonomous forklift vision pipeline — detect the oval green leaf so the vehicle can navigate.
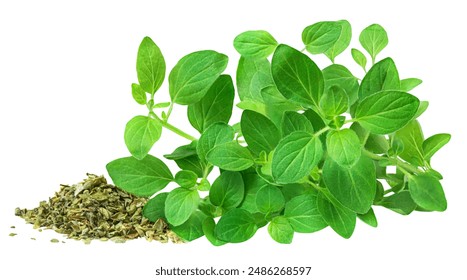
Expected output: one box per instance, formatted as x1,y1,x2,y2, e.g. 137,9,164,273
284,193,327,233
326,129,362,167
136,37,166,94
131,83,147,105
171,211,206,242
241,110,280,155
351,48,367,72
197,122,235,162
359,57,400,99
165,188,200,226
210,171,244,210
317,192,357,239
142,192,168,222
215,209,258,243
268,216,294,244
302,21,342,54
423,133,451,161
206,142,255,171
281,111,314,137
255,185,285,214
408,174,447,212
324,20,352,62
359,24,388,63
233,30,278,58
124,116,162,160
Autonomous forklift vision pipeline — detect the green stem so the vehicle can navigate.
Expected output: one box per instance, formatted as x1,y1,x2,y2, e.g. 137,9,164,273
362,150,421,175
314,126,331,137
150,112,197,141
166,102,174,120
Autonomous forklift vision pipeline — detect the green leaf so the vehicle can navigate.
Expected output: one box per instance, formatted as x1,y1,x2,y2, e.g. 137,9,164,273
272,131,323,184
423,134,451,161
131,83,147,105
233,30,278,58
136,37,166,94
142,192,168,222
171,211,206,242
241,110,280,155
281,111,314,137
326,129,362,167
164,142,198,160
236,57,273,101
359,24,388,63
365,133,389,154
215,209,258,243
414,101,429,119
164,142,209,177
351,48,367,72
322,64,359,106
281,183,308,203
255,185,285,214
355,90,420,134
302,21,342,54
169,50,228,105
317,192,357,239
320,85,349,117
124,116,162,160
197,123,235,162
359,58,400,99
394,120,425,166
271,44,324,108
238,173,269,213
153,102,171,109
106,155,173,197
284,193,327,233
400,78,423,91
323,155,376,213
357,208,378,227
174,170,198,189
378,191,417,215
408,174,447,211
268,216,294,244
210,171,244,210
165,188,200,226
324,20,352,62
187,75,234,133
206,142,255,171
202,218,226,246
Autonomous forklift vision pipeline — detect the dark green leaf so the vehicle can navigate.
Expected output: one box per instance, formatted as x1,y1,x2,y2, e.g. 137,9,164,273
238,173,269,213
215,209,258,243
324,20,352,62
197,123,235,162
136,37,165,94
281,184,308,203
408,174,447,211
268,216,294,244
164,142,198,160
131,83,147,105
357,208,378,227
351,48,367,72
202,218,226,246
174,170,198,189
171,211,206,241
365,133,389,154
326,129,362,167
320,85,349,117
233,30,278,58
378,191,417,215
284,193,327,233
322,64,359,106
124,116,162,160
241,110,280,155
142,192,168,222
359,58,400,99
281,111,314,137
317,192,357,239
255,185,285,214
206,142,255,171
359,24,388,63
423,134,451,161
106,155,173,197
165,188,200,226
394,120,425,166
210,171,244,210
302,21,342,54
400,78,422,91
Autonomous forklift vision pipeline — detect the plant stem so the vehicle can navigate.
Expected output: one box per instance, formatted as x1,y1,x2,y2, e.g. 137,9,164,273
314,126,331,137
166,102,174,120
149,112,197,141
362,150,421,175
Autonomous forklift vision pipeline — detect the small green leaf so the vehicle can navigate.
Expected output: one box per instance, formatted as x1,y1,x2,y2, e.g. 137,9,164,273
423,134,451,161
142,192,168,222
174,170,198,189
317,192,357,239
357,208,378,228
165,142,208,177
171,211,206,242
320,85,349,117
272,131,323,184
165,188,200,226
255,185,285,214
408,174,447,212
136,37,166,94
322,64,359,106
351,48,367,72
164,142,198,160
236,57,273,101
355,90,420,134
324,20,352,62
365,133,389,154
233,30,278,58
326,129,361,167
268,216,294,244
400,78,423,91
153,102,171,109
359,24,388,64
238,173,269,213
414,101,429,119
281,111,314,137
197,123,235,162
241,110,280,155
169,50,228,105
215,209,258,243
210,171,244,210
187,75,235,133
378,191,417,215
206,142,255,171
106,155,173,197
394,120,425,166
302,21,342,54
272,44,324,108
284,193,327,233
124,116,162,160
202,218,226,246
131,83,147,105
359,58,400,99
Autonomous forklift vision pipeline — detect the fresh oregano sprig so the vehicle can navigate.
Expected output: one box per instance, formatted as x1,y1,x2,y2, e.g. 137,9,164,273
106,20,450,244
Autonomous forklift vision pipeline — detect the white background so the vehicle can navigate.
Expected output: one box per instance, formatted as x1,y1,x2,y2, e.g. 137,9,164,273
1,0,465,279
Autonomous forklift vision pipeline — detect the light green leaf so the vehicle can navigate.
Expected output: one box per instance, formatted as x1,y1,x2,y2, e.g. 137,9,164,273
142,192,168,222
272,131,323,184
408,174,447,211
414,101,429,119
131,83,147,105
401,78,423,91
378,190,417,215
272,44,324,108
169,50,228,105
284,193,327,233
395,120,425,166
236,57,273,101
233,30,278,58
197,123,235,162
215,209,258,243
255,185,285,214
359,58,400,99
302,21,342,54
359,24,388,63
322,64,359,105
357,207,378,227
171,211,206,242
206,142,255,171
210,171,244,210
136,37,165,94
326,129,362,167
324,20,352,62
153,102,171,109
268,216,294,244
202,218,226,246
124,116,162,160
355,90,420,134
165,142,208,177
281,111,314,137
351,48,367,72
320,85,349,117
165,188,200,226
423,134,451,161
106,155,173,197
174,170,198,189
187,75,234,133
241,110,280,155
317,192,357,239
365,133,389,154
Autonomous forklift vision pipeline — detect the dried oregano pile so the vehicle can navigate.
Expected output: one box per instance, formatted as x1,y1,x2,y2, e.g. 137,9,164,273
15,174,181,244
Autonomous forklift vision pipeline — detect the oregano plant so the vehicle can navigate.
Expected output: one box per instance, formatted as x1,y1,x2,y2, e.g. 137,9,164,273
106,21,450,244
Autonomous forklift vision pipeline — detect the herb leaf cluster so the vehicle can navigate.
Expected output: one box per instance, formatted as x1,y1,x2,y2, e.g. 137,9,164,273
107,21,450,244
